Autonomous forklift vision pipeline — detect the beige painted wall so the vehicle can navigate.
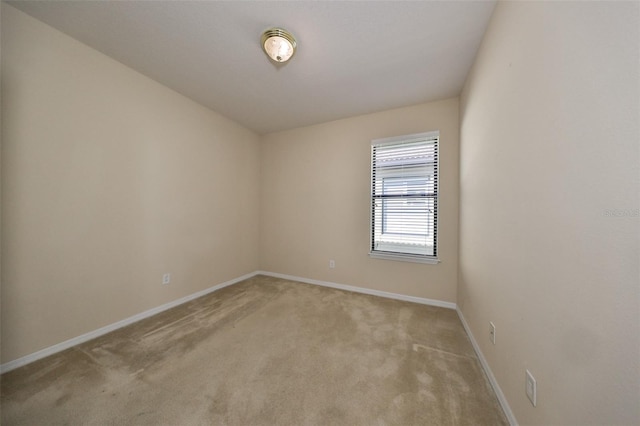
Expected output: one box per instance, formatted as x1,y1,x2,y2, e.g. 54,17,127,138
459,2,639,425
1,4,261,362
0,2,3,364
260,99,459,302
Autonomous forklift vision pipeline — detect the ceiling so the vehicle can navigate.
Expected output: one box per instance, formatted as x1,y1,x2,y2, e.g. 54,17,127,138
7,1,496,135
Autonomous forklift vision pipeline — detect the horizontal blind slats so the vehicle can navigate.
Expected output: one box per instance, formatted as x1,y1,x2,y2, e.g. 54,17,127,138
370,132,439,258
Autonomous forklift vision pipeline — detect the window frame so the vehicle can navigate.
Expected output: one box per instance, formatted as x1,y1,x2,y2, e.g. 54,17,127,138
369,131,440,264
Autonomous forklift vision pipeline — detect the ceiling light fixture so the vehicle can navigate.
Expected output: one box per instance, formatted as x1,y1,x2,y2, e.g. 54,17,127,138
261,27,297,63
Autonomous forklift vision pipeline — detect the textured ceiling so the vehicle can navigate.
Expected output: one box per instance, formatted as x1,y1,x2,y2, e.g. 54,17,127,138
7,1,496,134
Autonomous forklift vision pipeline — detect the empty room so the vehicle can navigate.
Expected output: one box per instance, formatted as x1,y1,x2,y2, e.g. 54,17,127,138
1,1,638,425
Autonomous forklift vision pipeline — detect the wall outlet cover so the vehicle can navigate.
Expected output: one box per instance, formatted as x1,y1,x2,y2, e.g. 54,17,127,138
526,369,537,407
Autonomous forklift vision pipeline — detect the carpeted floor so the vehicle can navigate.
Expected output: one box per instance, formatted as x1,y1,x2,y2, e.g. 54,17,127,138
1,275,508,425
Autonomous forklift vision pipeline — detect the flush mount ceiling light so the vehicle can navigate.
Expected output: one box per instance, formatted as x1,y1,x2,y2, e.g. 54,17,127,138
261,27,297,63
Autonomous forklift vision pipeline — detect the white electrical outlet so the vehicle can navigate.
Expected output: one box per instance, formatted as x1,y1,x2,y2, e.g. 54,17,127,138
162,273,171,285
329,260,335,269
526,369,537,407
489,321,496,345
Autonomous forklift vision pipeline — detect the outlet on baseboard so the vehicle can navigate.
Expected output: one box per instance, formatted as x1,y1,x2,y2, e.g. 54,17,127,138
489,321,496,345
162,273,171,285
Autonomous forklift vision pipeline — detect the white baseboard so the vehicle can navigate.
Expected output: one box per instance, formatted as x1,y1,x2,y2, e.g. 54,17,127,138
0,271,259,374
1,270,452,374
1,263,508,426
257,270,457,310
456,308,518,426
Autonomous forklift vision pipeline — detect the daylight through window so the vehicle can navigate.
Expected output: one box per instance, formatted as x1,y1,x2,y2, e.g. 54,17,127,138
370,132,439,263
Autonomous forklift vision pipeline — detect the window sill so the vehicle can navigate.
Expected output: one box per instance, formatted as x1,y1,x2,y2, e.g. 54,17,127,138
369,251,440,264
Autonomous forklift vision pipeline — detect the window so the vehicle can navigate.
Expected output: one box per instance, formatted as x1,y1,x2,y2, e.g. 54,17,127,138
370,131,439,263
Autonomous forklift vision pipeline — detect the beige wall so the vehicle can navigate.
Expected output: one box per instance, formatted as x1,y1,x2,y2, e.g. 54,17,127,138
1,4,261,362
459,2,639,425
0,2,3,364
260,99,459,302
6,6,637,424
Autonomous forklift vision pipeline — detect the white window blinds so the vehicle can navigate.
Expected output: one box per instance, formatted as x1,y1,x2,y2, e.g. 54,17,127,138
370,131,439,262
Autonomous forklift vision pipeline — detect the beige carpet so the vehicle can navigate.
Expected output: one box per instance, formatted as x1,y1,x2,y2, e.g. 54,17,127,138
1,275,507,425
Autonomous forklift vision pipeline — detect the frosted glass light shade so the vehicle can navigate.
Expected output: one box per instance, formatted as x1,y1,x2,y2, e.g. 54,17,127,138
261,28,297,63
